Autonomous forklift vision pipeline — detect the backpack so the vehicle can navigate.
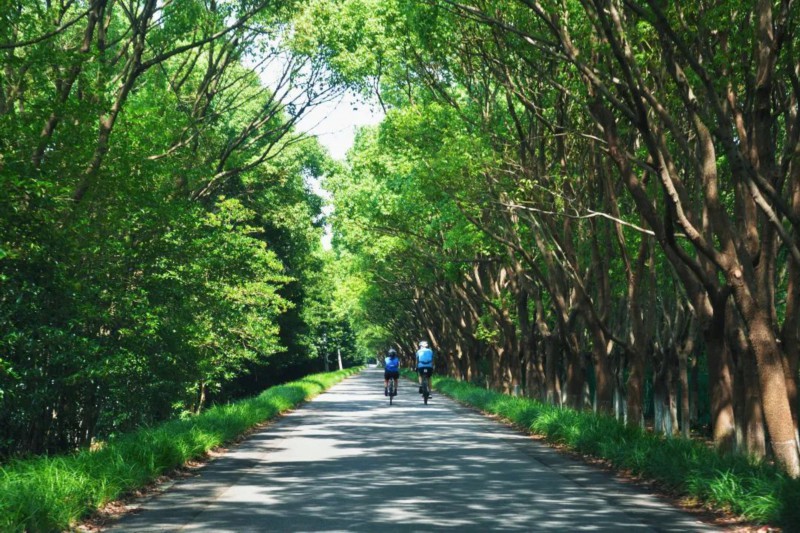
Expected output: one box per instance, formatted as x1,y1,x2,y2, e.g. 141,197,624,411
417,348,433,365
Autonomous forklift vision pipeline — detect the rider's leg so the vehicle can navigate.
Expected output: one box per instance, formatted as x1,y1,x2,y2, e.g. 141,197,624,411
384,377,389,395
422,370,431,394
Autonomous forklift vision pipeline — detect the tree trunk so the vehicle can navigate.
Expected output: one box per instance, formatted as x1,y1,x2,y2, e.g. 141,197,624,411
653,350,668,434
195,381,206,415
732,279,800,475
564,334,584,409
677,343,691,438
667,346,680,436
706,326,737,452
743,349,767,458
690,355,699,427
626,345,645,428
782,179,800,445
544,334,561,406
590,325,613,414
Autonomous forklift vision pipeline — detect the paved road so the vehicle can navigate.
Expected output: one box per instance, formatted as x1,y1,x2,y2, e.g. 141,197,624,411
109,369,718,532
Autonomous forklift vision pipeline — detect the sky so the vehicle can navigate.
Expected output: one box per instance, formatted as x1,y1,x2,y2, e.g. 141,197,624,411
296,91,384,161
248,43,384,162
251,48,385,248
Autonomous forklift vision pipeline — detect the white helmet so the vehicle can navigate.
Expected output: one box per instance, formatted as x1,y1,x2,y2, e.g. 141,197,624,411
419,340,429,348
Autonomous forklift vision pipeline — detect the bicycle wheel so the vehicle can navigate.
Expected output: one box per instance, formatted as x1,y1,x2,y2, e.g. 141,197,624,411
422,377,429,404
389,380,394,405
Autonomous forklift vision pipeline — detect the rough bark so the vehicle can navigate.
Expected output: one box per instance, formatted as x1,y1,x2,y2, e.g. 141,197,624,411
730,272,800,475
706,300,738,453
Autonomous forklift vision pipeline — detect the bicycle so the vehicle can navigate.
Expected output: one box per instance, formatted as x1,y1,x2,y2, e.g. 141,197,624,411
419,368,432,404
388,376,397,405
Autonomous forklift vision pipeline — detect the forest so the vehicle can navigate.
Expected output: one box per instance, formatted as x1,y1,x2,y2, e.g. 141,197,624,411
2,0,800,480
0,0,359,458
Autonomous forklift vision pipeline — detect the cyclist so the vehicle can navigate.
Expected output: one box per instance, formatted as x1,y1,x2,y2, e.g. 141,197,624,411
384,348,400,396
416,341,434,394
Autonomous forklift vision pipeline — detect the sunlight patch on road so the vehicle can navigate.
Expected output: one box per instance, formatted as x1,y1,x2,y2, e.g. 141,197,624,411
266,437,363,462
377,498,475,527
216,485,281,505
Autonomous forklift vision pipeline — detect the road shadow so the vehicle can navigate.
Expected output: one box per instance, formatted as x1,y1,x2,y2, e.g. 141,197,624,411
110,369,717,532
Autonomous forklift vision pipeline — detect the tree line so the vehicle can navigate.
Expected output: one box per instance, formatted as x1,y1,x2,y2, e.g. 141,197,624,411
0,0,358,458
311,0,800,476
3,0,799,480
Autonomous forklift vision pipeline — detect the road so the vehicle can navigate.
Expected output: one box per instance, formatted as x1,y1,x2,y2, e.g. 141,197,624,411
109,368,718,532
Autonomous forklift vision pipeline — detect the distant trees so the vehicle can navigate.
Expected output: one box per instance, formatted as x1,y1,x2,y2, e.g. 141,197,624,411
314,0,800,476
0,0,348,457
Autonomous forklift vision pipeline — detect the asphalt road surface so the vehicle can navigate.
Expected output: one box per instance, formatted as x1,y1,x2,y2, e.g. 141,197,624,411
109,368,718,532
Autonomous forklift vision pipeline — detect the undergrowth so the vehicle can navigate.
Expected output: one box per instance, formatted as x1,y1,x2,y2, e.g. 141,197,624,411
431,375,799,530
0,367,360,532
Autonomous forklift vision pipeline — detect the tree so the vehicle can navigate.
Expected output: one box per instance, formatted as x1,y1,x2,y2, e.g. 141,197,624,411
310,0,800,476
0,0,341,456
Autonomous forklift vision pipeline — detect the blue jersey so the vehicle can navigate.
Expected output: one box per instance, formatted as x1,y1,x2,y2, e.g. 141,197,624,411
384,355,400,372
416,348,433,368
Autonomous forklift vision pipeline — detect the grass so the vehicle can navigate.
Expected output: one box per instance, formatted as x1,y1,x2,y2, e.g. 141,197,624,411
0,367,361,532
428,374,800,530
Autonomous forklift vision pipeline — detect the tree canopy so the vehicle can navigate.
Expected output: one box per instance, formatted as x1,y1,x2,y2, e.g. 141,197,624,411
309,0,800,477
2,0,800,479
0,0,356,456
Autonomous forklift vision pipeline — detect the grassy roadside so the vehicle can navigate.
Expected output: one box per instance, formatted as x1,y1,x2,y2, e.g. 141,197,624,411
0,367,361,532
424,374,799,530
